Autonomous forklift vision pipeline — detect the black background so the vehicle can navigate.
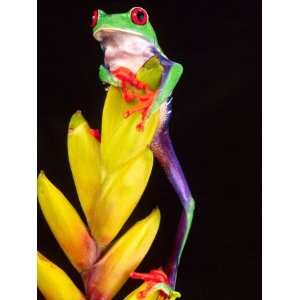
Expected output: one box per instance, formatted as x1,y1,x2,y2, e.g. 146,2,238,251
38,0,261,299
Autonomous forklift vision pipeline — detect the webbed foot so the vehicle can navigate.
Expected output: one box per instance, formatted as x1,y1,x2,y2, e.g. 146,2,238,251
111,67,156,131
130,269,181,300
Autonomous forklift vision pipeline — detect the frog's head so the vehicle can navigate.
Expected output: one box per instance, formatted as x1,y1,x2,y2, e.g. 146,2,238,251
92,7,158,46
91,7,163,72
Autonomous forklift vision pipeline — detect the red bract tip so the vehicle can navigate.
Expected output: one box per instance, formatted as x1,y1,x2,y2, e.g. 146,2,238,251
89,129,101,142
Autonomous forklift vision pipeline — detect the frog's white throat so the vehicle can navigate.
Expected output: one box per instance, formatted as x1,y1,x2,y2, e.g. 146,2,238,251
95,29,155,73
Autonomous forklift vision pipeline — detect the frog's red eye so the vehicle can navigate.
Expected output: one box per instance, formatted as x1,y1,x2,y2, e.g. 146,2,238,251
90,10,99,28
130,7,148,25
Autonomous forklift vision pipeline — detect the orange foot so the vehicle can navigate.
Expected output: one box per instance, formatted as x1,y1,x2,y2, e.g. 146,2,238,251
130,268,169,299
112,67,156,131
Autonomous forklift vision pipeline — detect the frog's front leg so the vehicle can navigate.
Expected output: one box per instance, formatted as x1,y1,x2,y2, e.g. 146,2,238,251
99,65,142,106
98,65,121,87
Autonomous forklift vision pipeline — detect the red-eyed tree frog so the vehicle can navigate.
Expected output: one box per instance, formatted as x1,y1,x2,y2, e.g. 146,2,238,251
91,7,183,130
91,7,195,289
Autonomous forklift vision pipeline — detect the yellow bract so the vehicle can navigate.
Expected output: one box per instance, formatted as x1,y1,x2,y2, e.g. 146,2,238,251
37,172,97,272
66,105,158,250
91,148,153,248
100,55,162,172
87,208,161,300
68,111,104,225
100,86,160,172
37,252,85,300
87,58,162,248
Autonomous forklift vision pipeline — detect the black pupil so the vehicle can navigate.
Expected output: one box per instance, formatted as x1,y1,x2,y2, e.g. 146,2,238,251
137,10,145,21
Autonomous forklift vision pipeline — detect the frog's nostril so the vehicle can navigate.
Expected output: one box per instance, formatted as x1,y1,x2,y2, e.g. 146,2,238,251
90,9,99,28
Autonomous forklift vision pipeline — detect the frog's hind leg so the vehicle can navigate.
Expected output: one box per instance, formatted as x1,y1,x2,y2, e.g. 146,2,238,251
151,112,195,287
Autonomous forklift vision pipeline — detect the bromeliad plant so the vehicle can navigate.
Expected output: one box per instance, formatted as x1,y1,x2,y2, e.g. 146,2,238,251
38,6,195,300
38,95,161,300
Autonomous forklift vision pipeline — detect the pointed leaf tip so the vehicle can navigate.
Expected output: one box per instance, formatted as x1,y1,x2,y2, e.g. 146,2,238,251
69,110,86,130
87,208,161,300
37,252,86,300
37,173,97,272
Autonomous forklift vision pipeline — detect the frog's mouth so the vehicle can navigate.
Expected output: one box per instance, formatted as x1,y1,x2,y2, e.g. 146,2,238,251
94,28,154,73
94,28,146,42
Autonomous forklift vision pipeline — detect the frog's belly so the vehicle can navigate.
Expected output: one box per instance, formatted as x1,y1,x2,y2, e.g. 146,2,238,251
102,32,154,73
105,52,153,74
